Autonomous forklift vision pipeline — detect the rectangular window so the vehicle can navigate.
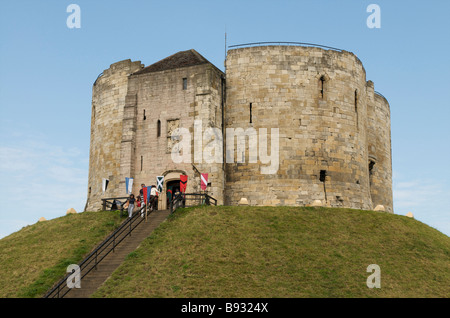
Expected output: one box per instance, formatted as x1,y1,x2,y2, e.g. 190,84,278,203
319,170,327,182
157,120,161,137
369,160,375,186
249,103,252,123
182,78,187,90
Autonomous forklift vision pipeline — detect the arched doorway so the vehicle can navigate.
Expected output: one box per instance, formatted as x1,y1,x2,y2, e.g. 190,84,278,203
166,180,180,208
159,170,187,210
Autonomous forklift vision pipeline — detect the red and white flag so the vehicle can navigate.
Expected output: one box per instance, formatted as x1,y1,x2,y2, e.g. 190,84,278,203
200,173,208,191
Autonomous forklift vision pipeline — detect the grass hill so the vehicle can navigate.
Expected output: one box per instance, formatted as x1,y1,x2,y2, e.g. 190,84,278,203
93,206,449,298
0,211,124,297
0,206,448,298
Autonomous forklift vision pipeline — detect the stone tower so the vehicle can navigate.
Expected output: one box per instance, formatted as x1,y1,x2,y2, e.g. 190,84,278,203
86,59,144,211
85,44,393,213
119,49,225,210
86,51,225,211
366,81,393,211
224,45,393,212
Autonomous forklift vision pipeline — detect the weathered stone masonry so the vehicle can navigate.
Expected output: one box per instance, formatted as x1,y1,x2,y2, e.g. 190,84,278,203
85,45,393,213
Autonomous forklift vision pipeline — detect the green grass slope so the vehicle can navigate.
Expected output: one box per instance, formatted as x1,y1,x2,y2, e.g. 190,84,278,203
93,206,450,298
0,211,124,298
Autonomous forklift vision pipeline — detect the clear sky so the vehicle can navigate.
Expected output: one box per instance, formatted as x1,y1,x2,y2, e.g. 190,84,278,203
0,0,449,238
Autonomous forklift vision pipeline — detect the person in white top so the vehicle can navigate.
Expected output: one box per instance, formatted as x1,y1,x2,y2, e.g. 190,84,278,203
150,185,158,211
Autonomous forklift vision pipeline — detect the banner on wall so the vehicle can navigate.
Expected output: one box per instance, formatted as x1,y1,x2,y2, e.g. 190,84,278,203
180,175,188,193
125,177,133,195
156,176,164,193
147,186,152,203
143,186,148,204
102,178,109,194
200,173,208,191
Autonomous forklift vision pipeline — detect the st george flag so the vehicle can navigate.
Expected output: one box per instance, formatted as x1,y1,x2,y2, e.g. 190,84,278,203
180,175,188,193
200,173,208,191
125,177,133,195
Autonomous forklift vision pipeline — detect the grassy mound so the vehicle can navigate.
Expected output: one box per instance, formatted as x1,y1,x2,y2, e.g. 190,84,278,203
0,211,124,297
93,206,449,298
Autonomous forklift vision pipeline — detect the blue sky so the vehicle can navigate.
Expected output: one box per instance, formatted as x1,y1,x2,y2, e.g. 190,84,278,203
0,0,449,238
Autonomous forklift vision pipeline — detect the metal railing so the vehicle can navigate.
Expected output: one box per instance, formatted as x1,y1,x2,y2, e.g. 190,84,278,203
101,197,129,213
44,193,215,298
93,72,103,86
374,90,388,101
169,192,217,215
43,204,150,298
228,41,343,52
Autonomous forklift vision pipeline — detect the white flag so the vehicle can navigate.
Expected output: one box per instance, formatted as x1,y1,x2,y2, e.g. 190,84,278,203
125,177,134,195
102,178,109,194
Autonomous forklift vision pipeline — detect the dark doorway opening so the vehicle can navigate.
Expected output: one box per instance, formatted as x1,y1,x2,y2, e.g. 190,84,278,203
166,179,181,207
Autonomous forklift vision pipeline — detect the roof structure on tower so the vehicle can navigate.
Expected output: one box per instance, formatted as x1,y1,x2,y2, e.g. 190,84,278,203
132,49,211,75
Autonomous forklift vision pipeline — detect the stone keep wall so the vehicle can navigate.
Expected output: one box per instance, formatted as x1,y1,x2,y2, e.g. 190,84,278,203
120,63,225,208
86,59,143,211
225,46,377,210
85,46,393,213
366,81,393,212
189,65,226,205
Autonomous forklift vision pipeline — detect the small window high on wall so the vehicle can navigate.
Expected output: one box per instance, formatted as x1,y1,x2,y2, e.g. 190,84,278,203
157,120,161,137
319,76,326,99
369,160,375,176
319,170,327,182
182,78,187,90
369,160,376,186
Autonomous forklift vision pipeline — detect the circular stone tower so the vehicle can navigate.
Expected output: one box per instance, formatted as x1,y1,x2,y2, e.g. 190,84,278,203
366,81,393,212
225,45,389,210
85,59,143,211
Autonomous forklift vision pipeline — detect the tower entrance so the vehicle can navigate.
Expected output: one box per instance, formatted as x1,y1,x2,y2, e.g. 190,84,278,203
166,179,181,208
158,170,187,210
